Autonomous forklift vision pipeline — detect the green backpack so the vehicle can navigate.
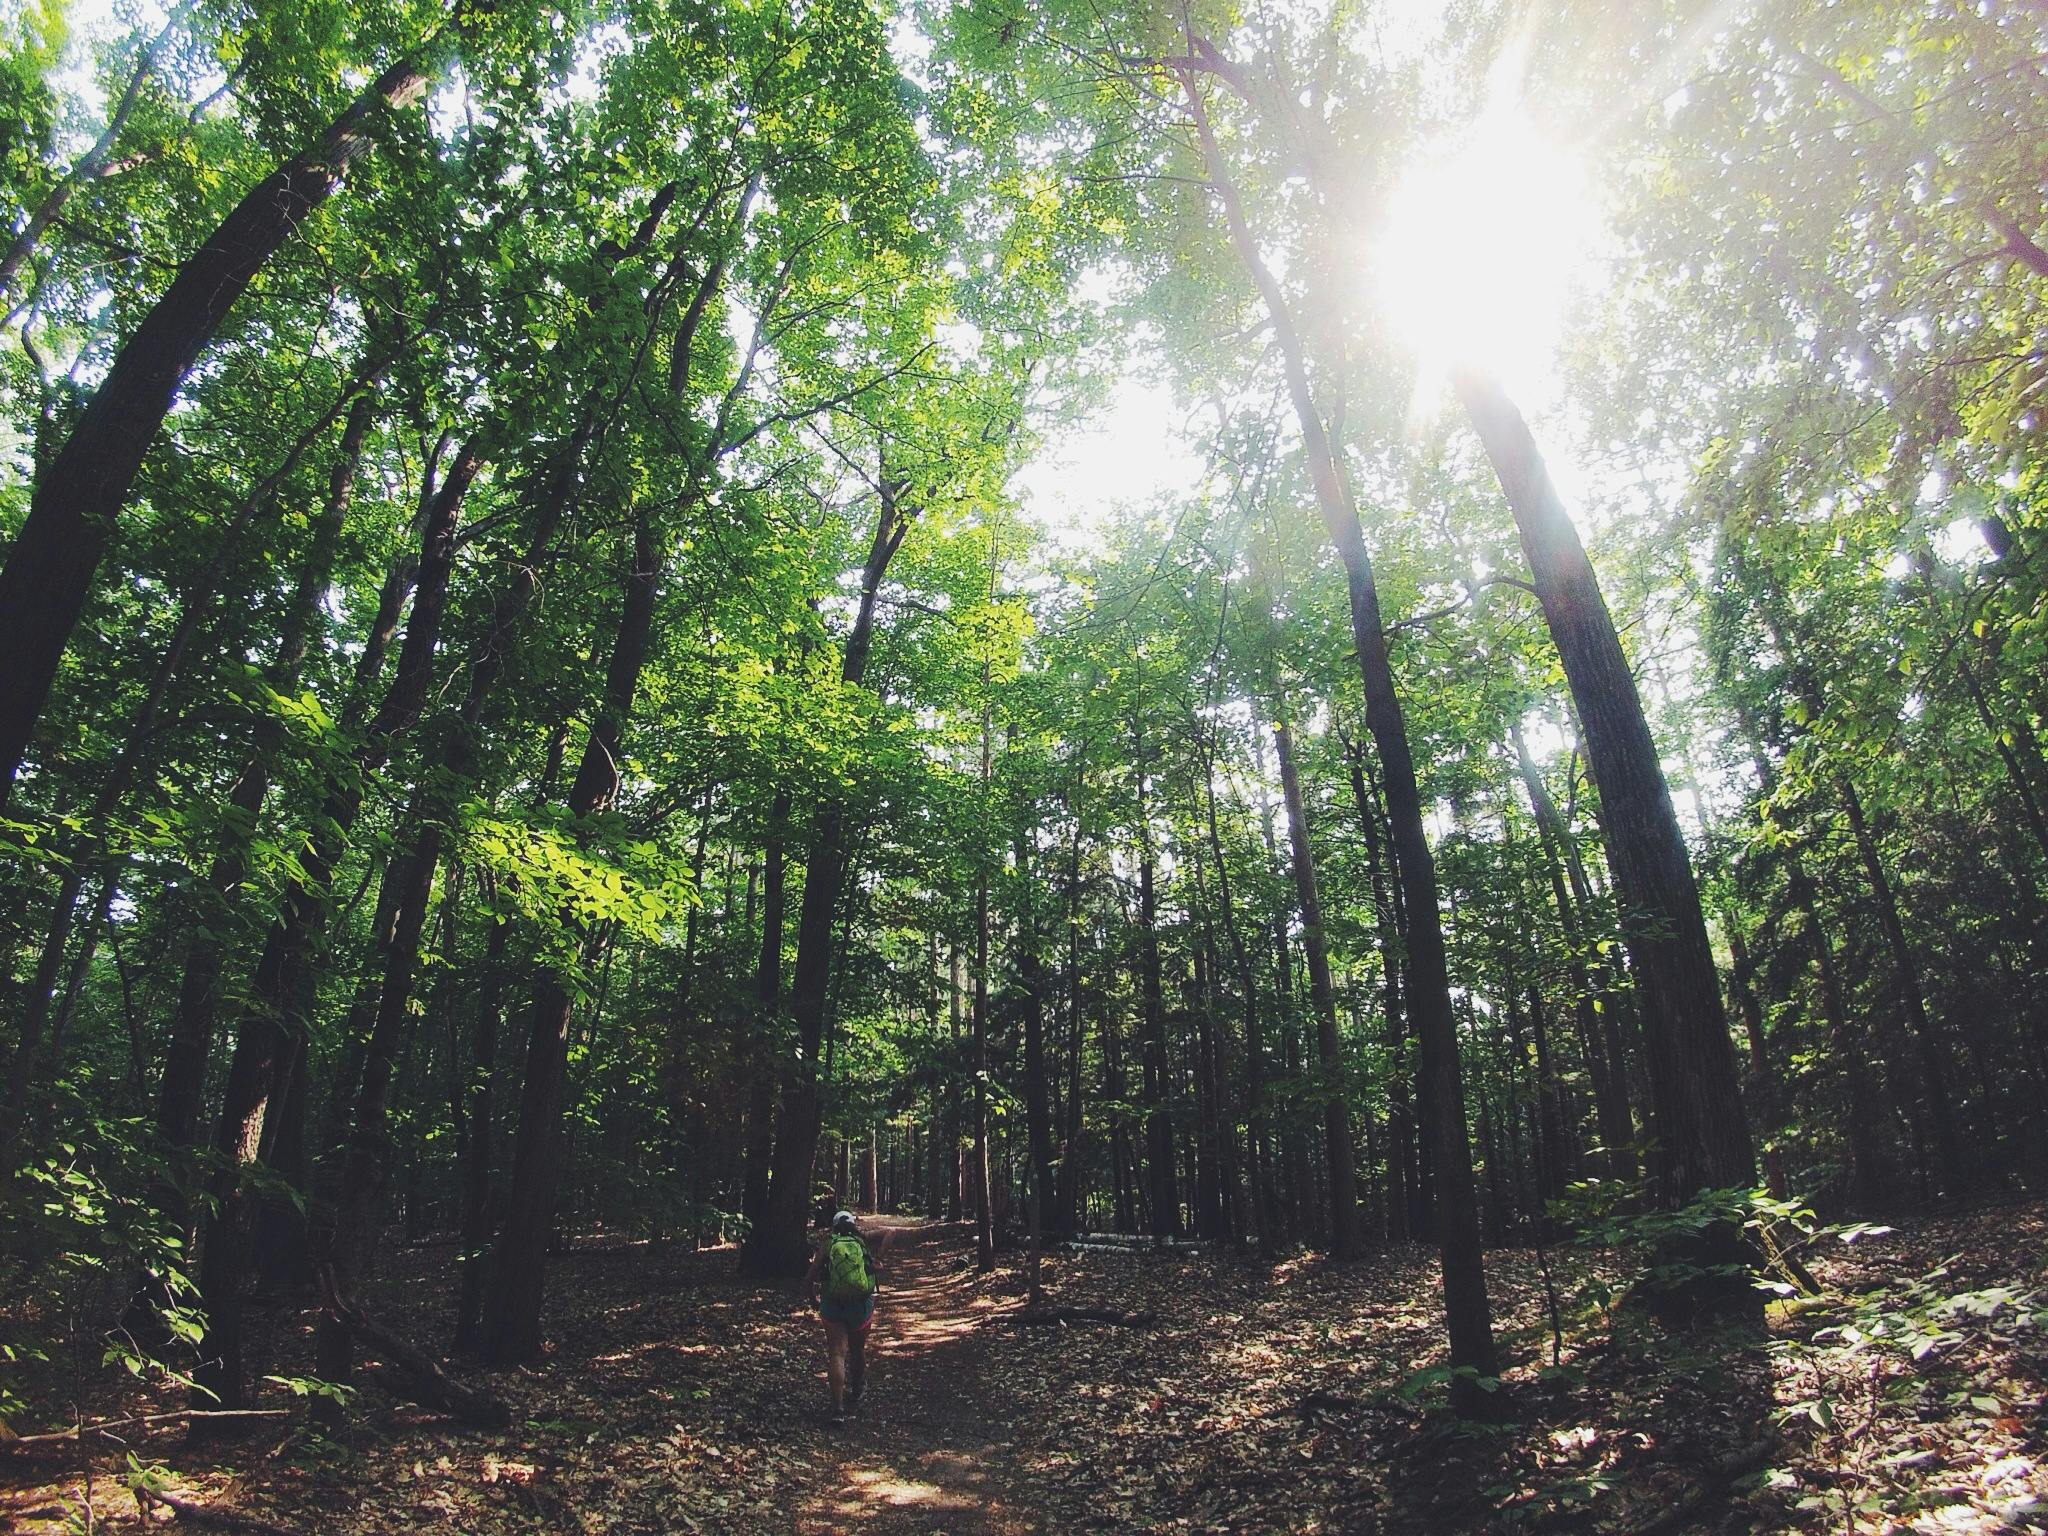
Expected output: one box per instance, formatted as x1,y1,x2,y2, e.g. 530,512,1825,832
824,1233,876,1304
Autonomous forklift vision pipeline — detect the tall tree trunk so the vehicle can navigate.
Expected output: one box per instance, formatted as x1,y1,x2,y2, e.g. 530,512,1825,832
1255,732,1310,1247
1057,808,1088,1233
1457,371,1753,1212
1837,773,1966,1190
477,511,662,1363
0,51,436,795
1017,830,1055,1237
1178,67,1494,1399
948,943,966,1223
1202,763,1274,1252
743,477,911,1278
1788,865,1887,1207
972,801,996,1269
1132,713,1180,1238
1510,722,1637,1185
1272,714,1361,1258
453,897,510,1352
740,789,790,1236
1344,741,1417,1241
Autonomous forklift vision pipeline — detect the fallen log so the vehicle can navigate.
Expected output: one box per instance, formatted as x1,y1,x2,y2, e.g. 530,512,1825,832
136,1484,305,1536
1062,1234,1208,1254
1627,1435,1781,1536
318,1267,512,1429
1,1409,288,1450
1013,1304,1157,1328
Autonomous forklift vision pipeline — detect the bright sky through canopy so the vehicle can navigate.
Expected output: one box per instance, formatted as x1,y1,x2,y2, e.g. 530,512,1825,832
1372,107,1601,413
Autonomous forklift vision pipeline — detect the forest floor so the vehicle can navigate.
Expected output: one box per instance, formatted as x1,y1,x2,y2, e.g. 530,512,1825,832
3,1204,2046,1534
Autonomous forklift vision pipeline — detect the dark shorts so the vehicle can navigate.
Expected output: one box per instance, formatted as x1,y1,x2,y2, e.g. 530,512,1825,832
820,1293,875,1332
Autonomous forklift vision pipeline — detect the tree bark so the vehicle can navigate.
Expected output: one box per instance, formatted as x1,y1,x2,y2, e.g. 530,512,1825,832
452,897,510,1352
740,789,791,1237
1344,740,1417,1241
1836,772,1966,1190
1017,830,1056,1238
1201,762,1276,1252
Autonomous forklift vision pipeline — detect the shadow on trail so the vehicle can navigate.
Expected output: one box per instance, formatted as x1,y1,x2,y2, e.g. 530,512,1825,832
792,1219,1036,1536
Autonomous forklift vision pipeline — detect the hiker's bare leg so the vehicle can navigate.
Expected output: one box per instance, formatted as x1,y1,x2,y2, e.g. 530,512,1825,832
823,1318,850,1414
848,1326,867,1403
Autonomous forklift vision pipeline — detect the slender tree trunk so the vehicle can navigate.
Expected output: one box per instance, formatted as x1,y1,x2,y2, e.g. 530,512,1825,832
972,809,996,1268
1202,764,1274,1252
1510,722,1637,1185
1017,831,1056,1236
1837,773,1966,1190
478,512,662,1362
741,789,790,1236
1058,809,1088,1233
948,943,966,1223
157,388,377,1167
453,898,510,1352
191,443,473,1411
1272,715,1361,1258
1345,742,1415,1241
1177,68,1494,1397
1132,714,1180,1238
0,51,436,795
743,479,910,1277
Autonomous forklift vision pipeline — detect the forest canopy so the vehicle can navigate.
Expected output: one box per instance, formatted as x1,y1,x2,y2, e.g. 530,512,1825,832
1,0,2045,1529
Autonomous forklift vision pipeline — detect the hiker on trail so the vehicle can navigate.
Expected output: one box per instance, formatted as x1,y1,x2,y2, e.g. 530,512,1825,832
805,1210,892,1422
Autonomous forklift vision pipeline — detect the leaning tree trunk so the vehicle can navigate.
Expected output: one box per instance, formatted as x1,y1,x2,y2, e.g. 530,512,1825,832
1178,66,1496,1405
1457,370,1754,1217
0,51,437,798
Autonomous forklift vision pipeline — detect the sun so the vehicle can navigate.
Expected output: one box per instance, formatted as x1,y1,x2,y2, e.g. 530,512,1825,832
1372,107,1601,408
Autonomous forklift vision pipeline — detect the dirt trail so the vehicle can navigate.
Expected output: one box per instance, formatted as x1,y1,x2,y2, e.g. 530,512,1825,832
790,1220,1038,1535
